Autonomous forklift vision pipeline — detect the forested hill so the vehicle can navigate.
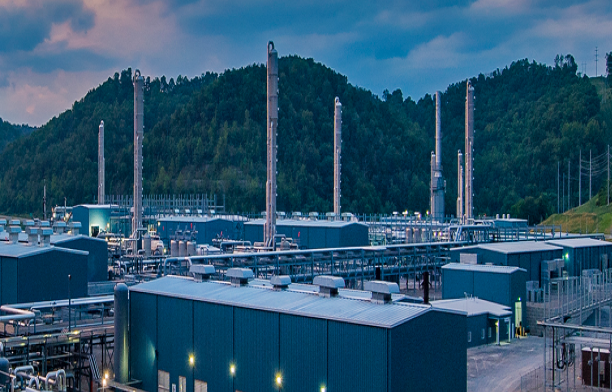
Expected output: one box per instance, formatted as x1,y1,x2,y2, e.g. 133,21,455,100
0,119,34,152
0,55,607,221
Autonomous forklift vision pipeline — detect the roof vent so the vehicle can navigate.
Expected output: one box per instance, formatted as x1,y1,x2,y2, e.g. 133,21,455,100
0,219,6,232
68,221,81,235
271,275,291,290
53,221,67,234
313,275,344,297
9,219,20,226
40,221,50,228
364,281,400,304
8,225,21,244
190,264,216,282
40,228,53,247
226,268,254,286
26,226,39,245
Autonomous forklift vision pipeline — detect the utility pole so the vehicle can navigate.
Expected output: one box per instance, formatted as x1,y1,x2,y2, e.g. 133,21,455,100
563,173,565,213
590,150,592,200
596,47,599,77
579,150,582,205
608,145,610,206
568,161,571,210
558,161,560,213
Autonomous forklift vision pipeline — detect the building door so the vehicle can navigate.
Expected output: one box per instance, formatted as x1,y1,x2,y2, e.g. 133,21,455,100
515,301,522,333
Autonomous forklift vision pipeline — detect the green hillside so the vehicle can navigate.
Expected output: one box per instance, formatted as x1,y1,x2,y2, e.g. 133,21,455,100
0,54,607,218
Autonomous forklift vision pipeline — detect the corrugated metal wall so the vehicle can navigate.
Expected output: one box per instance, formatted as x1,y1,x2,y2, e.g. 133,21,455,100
280,314,327,392
158,297,194,392
193,301,233,392
234,308,279,392
389,310,467,391
474,272,509,306
1,257,16,305
54,237,108,282
328,321,387,392
129,291,158,392
442,268,475,299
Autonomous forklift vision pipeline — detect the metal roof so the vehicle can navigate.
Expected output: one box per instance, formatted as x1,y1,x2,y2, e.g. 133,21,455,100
50,234,106,245
131,276,432,328
431,298,512,318
0,243,88,258
442,263,527,274
475,241,561,254
244,218,367,228
157,215,242,223
547,238,612,249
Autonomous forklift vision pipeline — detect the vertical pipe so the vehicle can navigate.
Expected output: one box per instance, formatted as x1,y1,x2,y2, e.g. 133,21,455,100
431,91,444,221
114,283,129,383
133,70,144,238
98,121,105,205
457,150,464,221
465,82,474,220
333,97,342,217
265,42,278,246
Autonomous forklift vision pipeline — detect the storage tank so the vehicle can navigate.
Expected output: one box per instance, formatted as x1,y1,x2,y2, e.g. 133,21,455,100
170,240,178,257
187,241,196,256
179,241,186,257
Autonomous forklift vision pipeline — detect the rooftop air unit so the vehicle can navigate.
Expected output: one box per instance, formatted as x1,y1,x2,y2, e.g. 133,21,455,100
227,268,254,286
313,275,345,297
364,280,400,304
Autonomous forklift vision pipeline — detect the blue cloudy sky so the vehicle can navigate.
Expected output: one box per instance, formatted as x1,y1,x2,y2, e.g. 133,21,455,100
0,0,610,126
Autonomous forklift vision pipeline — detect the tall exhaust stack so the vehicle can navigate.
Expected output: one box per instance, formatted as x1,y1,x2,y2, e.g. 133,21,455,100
334,97,342,217
457,150,464,221
430,91,444,221
264,42,278,246
98,120,105,205
464,81,474,220
133,70,144,238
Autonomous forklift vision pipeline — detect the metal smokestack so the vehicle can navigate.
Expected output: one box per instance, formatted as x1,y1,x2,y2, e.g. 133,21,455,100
133,70,144,238
264,42,278,246
465,81,474,220
334,97,342,217
98,120,105,205
457,150,464,220
430,91,445,221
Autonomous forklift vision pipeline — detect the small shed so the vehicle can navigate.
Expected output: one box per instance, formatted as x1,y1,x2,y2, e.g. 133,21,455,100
431,298,513,347
72,204,114,237
244,219,369,249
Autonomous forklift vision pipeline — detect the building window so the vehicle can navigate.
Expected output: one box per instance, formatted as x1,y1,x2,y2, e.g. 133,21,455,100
481,329,485,340
179,376,186,392
194,380,208,392
468,331,472,342
488,327,492,338
158,370,169,392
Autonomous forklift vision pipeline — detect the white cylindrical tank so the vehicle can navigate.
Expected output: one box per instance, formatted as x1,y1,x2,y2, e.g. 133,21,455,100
179,240,187,257
406,228,413,244
187,241,196,256
170,240,178,257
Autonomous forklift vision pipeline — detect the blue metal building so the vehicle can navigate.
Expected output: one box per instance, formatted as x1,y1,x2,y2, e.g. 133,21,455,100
127,274,467,392
156,216,240,244
431,298,513,347
244,219,369,249
546,238,612,277
441,263,527,331
72,204,114,237
0,243,88,304
51,234,108,282
449,241,562,282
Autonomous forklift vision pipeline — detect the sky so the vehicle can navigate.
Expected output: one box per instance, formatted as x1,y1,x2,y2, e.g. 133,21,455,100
0,0,611,127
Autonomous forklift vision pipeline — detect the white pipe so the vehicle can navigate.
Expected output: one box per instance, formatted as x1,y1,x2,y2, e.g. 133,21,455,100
27,376,39,389
0,306,36,324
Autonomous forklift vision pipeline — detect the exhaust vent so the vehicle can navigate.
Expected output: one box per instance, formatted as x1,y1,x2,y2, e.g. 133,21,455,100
226,268,254,286
53,221,67,234
26,227,39,246
68,222,81,235
7,225,21,244
40,228,53,247
0,219,6,232
364,281,400,304
313,275,344,297
271,275,291,290
190,264,216,282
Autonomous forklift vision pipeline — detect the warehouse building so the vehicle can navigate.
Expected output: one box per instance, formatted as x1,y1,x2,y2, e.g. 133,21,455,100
0,242,88,304
546,238,612,277
244,219,369,249
431,297,512,347
156,216,240,244
449,241,562,282
125,270,467,392
51,234,108,282
72,204,114,237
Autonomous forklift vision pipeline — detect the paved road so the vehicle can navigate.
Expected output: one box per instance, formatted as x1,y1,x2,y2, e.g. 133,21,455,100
468,336,545,392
